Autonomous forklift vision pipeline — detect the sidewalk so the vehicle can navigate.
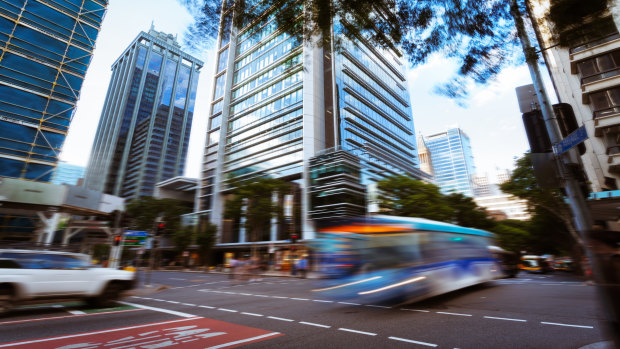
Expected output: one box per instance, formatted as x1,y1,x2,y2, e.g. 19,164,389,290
145,267,322,279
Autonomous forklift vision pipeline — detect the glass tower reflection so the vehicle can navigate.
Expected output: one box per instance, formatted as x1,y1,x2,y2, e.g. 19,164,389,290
84,28,203,201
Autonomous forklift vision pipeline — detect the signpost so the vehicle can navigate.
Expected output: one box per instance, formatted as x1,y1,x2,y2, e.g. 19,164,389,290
123,230,148,246
553,125,588,155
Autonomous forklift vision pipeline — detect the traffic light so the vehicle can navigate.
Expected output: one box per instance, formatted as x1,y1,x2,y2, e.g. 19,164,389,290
522,110,552,153
290,233,298,244
155,222,166,235
113,235,122,246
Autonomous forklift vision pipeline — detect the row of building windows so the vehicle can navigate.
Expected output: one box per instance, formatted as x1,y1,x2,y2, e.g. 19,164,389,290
232,54,301,100
230,70,302,114
227,107,303,145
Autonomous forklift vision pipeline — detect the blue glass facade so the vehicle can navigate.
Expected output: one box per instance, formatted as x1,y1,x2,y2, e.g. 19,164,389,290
0,0,108,182
424,128,476,197
50,162,85,185
84,29,202,201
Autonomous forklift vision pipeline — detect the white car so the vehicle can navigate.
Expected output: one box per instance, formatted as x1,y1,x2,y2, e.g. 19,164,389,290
0,249,137,313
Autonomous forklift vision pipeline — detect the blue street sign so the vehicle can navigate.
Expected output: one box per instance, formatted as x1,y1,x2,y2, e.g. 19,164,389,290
124,230,148,237
553,126,588,155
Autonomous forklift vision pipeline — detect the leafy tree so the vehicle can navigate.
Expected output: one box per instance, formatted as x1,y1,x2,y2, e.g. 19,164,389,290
179,0,611,101
196,222,217,265
223,177,288,251
445,192,495,229
377,175,452,221
489,220,531,253
124,196,193,237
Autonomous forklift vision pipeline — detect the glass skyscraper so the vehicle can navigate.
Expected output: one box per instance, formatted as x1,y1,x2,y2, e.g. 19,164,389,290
0,0,108,182
197,2,424,250
51,161,85,185
84,28,202,201
424,128,476,197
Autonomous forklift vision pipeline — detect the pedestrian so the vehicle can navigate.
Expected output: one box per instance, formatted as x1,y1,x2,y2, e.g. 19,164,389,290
297,256,308,279
229,257,237,279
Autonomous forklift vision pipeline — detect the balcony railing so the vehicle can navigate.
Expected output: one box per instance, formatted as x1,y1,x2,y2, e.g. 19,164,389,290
570,33,620,54
593,106,620,119
581,67,620,84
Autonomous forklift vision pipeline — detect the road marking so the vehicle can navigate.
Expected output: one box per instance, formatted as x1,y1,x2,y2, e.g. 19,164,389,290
541,322,593,328
291,298,309,301
313,300,334,303
119,301,198,318
218,308,238,313
182,303,196,306
436,311,472,317
365,305,391,309
389,336,438,347
271,296,288,299
299,321,331,328
241,312,264,317
199,305,216,309
0,309,144,326
240,293,253,296
0,317,199,348
338,302,361,305
338,328,377,336
401,308,430,313
67,310,86,315
254,294,270,297
206,332,281,349
267,316,294,322
166,301,180,304
484,316,526,322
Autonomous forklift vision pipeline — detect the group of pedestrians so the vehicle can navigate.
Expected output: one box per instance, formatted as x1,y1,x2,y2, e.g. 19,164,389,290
229,256,264,282
228,255,310,281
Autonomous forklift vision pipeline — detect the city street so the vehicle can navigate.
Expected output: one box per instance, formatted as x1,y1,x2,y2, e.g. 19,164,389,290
0,271,612,349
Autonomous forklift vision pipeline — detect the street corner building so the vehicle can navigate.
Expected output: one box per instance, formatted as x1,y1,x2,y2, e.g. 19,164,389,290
83,27,203,201
193,0,431,261
0,0,108,182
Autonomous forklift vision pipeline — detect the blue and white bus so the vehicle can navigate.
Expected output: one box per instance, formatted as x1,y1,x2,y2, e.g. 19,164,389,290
312,215,503,304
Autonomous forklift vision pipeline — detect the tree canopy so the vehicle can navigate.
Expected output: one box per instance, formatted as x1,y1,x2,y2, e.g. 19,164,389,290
124,196,193,236
179,0,611,100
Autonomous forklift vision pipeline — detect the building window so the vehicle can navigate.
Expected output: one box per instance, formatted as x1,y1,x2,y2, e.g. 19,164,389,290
589,87,620,118
578,50,620,84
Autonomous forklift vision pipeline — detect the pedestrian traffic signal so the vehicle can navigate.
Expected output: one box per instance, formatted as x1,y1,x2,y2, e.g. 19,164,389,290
113,235,122,246
155,222,165,235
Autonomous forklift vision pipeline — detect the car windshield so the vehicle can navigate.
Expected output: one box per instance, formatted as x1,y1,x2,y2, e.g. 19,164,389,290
0,252,91,269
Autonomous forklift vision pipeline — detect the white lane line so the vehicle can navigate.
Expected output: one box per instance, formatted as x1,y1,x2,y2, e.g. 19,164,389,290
291,298,310,301
67,310,86,315
169,278,186,280
181,303,196,307
206,332,281,349
401,308,430,313
389,336,438,347
267,316,294,322
541,322,593,329
271,296,288,299
254,295,270,297
313,300,334,303
299,321,331,328
0,317,199,348
338,302,361,306
240,293,253,296
166,301,180,304
199,305,215,309
338,328,377,336
436,311,472,317
241,312,264,317
365,305,391,309
217,308,238,313
119,301,198,318
484,316,526,322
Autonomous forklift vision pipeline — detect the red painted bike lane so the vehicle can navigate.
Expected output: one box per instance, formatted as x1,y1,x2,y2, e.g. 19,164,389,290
0,317,282,349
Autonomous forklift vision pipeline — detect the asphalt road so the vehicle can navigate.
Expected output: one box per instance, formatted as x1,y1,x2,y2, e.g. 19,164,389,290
0,271,613,349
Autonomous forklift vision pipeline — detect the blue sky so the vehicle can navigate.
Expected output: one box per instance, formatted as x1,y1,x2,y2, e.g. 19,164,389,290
61,0,533,182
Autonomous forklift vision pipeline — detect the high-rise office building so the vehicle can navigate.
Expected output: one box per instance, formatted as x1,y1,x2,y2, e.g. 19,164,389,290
51,162,85,185
424,128,476,197
84,28,202,201
195,2,425,254
0,0,108,182
417,134,434,178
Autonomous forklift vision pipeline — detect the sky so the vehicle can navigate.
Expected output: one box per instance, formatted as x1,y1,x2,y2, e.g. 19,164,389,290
61,0,534,183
